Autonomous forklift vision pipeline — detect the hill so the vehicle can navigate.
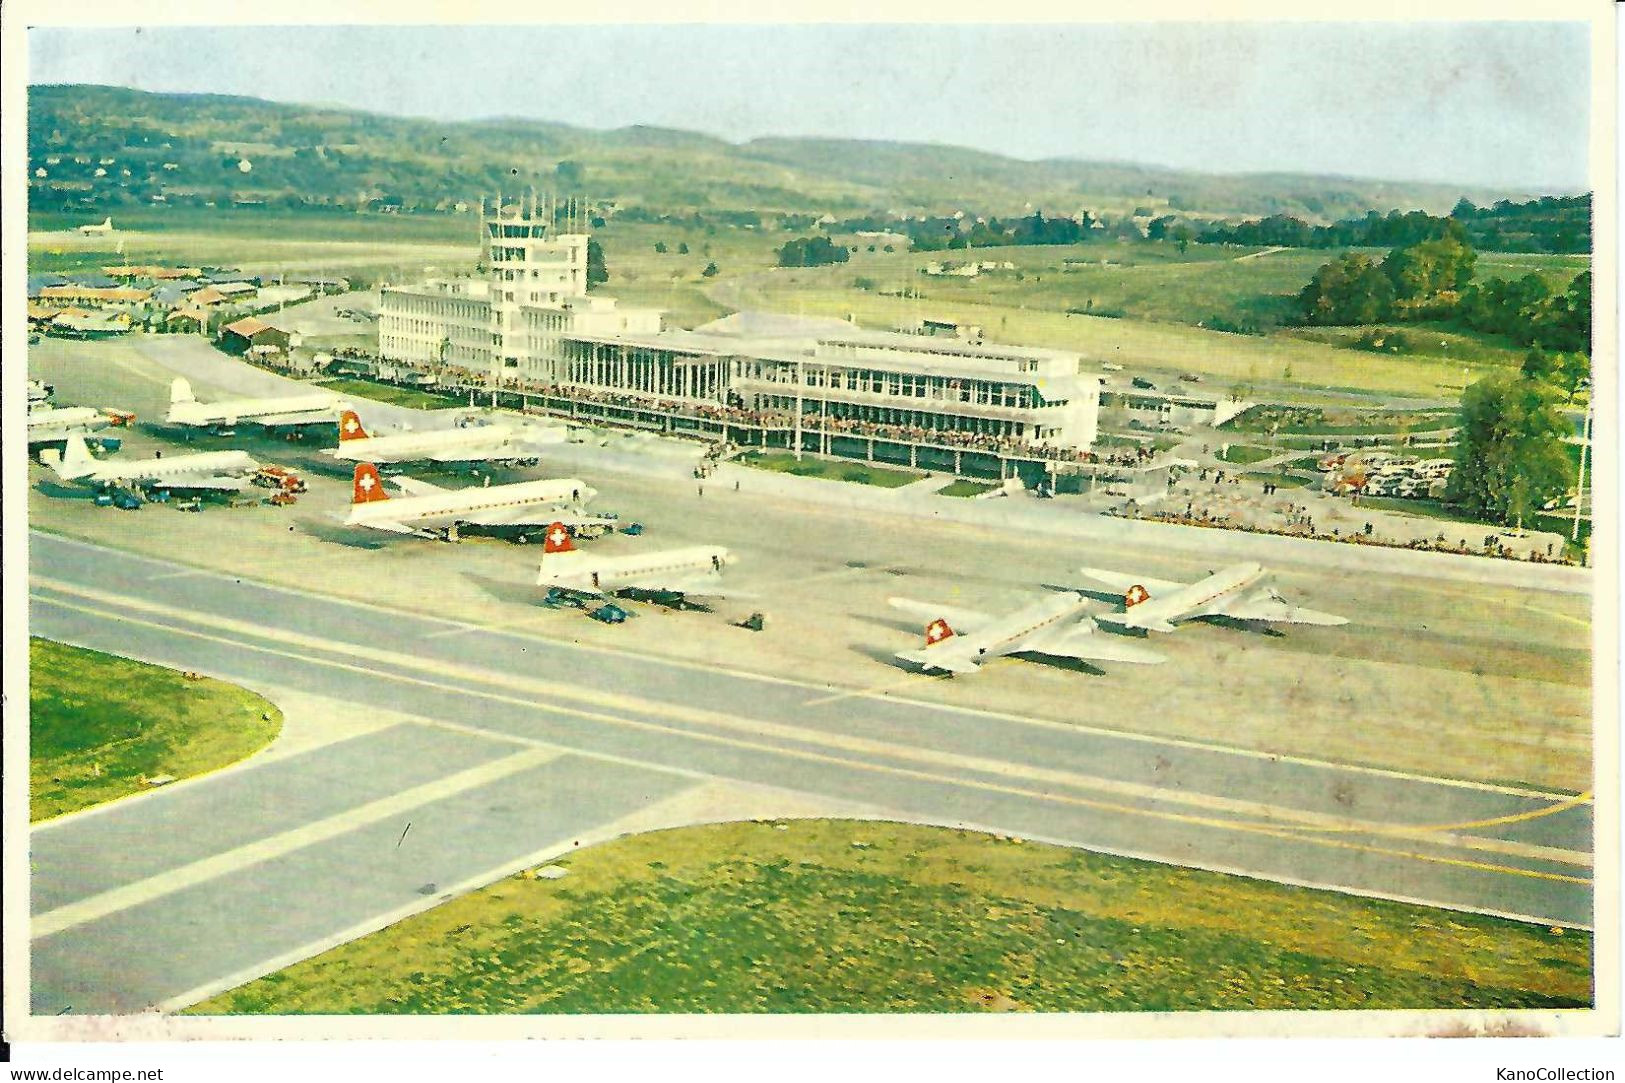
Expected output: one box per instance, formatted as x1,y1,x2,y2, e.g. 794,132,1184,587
29,84,1548,224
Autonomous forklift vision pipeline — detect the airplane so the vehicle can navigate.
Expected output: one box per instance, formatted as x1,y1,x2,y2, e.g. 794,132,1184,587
77,216,114,236
887,593,1166,675
165,377,347,432
42,434,258,492
344,462,612,541
324,408,567,468
536,523,736,604
28,406,116,448
1076,561,1349,633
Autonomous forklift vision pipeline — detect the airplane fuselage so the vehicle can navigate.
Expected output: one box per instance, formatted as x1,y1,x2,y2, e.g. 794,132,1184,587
347,479,593,532
954,591,1094,660
28,408,110,445
541,546,733,594
86,450,256,487
1127,562,1264,626
327,425,531,463
168,393,342,428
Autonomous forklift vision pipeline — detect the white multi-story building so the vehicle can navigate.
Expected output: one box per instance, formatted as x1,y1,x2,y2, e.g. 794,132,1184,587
381,203,1101,453
556,314,1101,451
378,197,662,379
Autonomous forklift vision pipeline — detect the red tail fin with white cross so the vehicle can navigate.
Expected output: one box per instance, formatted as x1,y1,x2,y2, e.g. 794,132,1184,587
338,409,369,442
352,463,388,504
923,618,956,647
543,522,575,554
1124,584,1152,608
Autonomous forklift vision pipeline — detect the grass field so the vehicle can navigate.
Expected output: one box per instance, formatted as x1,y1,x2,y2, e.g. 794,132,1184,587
28,207,476,285
29,638,282,822
1216,444,1276,465
721,272,1507,399
738,451,921,487
939,479,998,497
320,377,460,410
189,819,1591,1014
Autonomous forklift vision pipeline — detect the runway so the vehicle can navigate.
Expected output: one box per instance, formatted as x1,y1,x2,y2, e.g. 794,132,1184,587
28,530,1593,1014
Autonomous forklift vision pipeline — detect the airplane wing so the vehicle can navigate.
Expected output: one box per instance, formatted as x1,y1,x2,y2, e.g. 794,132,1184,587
257,410,341,427
147,475,252,493
893,645,983,675
1210,588,1349,626
390,476,449,498
355,519,431,537
886,597,996,635
427,445,499,463
1017,621,1167,664
621,571,733,596
1076,566,1187,595
463,506,615,529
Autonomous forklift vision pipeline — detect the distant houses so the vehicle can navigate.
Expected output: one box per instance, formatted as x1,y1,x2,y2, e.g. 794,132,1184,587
25,261,335,343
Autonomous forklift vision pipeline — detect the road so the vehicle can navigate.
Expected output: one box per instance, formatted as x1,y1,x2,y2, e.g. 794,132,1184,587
28,530,1593,1014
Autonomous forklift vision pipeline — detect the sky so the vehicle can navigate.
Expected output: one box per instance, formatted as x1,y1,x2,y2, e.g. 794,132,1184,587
27,21,1593,192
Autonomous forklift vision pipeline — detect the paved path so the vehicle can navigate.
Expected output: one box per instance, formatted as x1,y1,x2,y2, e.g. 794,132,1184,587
28,532,1594,1013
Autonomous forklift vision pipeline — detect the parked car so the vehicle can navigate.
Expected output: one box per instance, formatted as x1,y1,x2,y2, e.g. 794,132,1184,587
588,603,629,624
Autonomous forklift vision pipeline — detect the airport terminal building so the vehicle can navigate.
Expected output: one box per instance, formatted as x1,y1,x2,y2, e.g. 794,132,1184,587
380,203,1101,454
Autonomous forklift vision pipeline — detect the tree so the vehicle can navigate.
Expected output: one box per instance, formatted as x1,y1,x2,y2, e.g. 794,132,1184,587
653,241,668,254
1555,350,1591,402
776,236,849,268
555,160,585,188
1298,253,1395,324
1520,346,1554,381
586,238,609,288
1447,373,1576,525
701,261,719,277
677,242,690,255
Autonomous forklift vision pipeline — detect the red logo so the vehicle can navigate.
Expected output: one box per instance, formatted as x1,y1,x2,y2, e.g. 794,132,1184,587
339,410,368,441
352,463,387,504
924,618,955,645
543,522,575,554
1125,584,1151,607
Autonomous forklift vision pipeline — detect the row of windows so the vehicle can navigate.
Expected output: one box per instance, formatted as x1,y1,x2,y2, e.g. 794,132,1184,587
738,363,1047,409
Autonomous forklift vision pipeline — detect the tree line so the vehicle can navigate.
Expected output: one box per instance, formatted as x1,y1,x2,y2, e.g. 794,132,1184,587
1193,196,1589,255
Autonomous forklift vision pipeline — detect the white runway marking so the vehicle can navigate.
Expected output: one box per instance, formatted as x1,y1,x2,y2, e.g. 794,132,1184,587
31,580,1592,877
32,746,562,941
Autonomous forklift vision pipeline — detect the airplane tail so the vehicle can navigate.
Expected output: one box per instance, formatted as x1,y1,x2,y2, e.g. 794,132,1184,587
1124,584,1152,608
542,522,576,554
169,377,195,405
44,434,97,480
922,617,956,647
352,463,389,504
338,409,370,442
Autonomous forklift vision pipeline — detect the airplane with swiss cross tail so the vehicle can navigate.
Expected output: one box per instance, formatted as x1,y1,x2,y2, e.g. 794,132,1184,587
887,592,1166,675
344,463,611,541
325,408,566,467
1076,561,1349,633
535,523,736,603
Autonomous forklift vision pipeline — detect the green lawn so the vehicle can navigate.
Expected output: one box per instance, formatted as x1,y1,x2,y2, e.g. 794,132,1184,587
189,819,1591,1014
29,638,282,822
739,451,921,487
320,377,460,410
938,479,998,498
1216,443,1276,465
